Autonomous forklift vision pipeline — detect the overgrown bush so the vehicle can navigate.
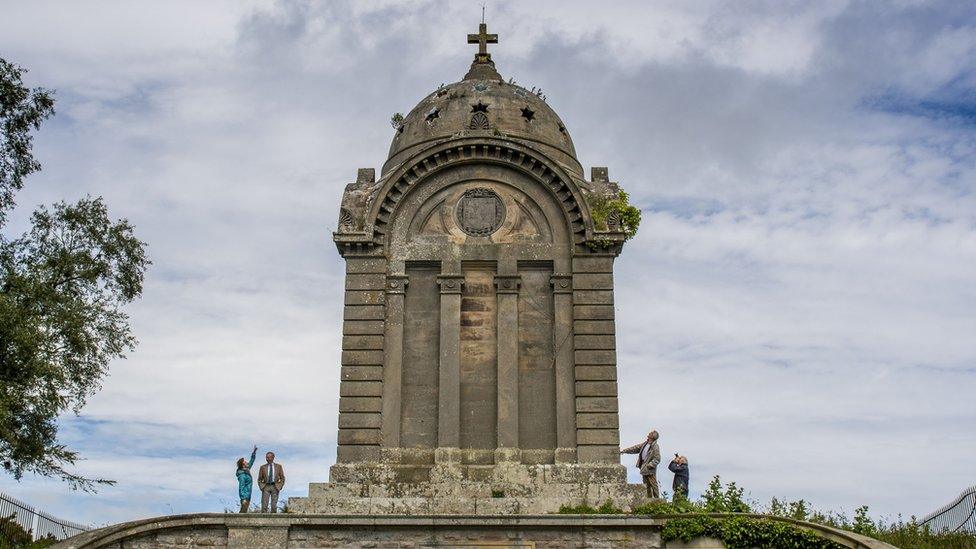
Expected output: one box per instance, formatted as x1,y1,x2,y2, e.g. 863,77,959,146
662,515,843,549
588,189,640,239
557,476,976,548
764,498,976,548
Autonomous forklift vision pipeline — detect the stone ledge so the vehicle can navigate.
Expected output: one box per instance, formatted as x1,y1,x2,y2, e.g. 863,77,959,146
53,513,899,549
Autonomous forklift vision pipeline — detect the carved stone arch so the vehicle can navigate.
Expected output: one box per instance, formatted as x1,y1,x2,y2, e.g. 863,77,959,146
365,138,593,251
398,171,559,251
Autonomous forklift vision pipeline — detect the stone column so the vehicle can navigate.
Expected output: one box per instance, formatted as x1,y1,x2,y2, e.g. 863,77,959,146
381,274,408,448
436,274,465,449
551,273,577,463
494,275,521,451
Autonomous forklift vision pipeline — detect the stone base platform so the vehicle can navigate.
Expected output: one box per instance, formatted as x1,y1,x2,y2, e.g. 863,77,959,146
288,448,648,514
54,513,897,549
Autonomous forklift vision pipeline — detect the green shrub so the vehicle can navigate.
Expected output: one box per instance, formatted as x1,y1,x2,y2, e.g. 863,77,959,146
701,475,751,513
557,476,976,548
662,515,844,548
762,496,976,548
631,496,699,515
588,189,640,239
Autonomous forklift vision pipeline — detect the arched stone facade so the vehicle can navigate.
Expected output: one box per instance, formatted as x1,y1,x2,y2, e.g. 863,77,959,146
291,27,637,515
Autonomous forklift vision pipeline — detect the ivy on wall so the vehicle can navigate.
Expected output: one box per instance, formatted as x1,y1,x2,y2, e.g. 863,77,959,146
661,515,844,549
560,477,842,549
559,503,843,549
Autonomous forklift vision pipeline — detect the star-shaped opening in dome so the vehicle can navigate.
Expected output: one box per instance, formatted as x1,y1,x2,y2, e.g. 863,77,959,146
425,107,440,124
471,101,490,113
521,106,535,122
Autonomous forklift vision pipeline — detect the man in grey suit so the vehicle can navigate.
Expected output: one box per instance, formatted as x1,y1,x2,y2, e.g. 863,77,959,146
621,430,661,498
257,451,285,513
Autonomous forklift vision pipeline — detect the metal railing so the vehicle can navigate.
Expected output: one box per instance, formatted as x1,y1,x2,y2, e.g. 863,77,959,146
920,484,976,534
0,491,89,544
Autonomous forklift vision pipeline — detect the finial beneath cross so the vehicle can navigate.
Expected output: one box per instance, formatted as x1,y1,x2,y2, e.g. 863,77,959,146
468,22,498,60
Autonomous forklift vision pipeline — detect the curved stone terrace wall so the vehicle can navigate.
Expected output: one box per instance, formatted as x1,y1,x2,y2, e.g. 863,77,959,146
54,513,897,549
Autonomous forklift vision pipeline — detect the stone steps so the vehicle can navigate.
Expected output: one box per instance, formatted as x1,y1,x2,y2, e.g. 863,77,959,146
292,481,648,515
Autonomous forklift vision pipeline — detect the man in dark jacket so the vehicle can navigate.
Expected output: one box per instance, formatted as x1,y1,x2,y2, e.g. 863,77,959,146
668,455,689,500
621,430,661,498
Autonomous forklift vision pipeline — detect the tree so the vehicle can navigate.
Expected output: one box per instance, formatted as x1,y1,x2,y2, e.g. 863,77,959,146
0,57,150,491
1,59,54,225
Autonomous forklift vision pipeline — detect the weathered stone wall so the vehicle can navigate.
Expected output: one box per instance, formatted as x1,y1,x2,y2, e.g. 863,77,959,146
333,141,632,470
289,460,645,515
54,514,899,549
572,255,620,464
336,256,388,463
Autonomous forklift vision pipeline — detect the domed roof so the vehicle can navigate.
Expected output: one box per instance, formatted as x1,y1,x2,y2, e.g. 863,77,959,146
383,28,581,176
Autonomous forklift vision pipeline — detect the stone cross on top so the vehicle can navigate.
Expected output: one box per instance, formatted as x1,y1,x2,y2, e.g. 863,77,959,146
468,22,498,60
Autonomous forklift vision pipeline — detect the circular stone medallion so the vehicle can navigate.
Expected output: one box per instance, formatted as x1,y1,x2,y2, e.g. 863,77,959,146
456,188,505,236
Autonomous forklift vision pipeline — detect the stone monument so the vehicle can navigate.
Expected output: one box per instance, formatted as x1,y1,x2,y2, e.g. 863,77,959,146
288,22,643,515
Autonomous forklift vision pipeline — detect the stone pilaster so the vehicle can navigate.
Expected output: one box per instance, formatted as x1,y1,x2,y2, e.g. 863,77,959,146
381,274,409,448
494,275,521,449
550,273,576,462
436,274,465,449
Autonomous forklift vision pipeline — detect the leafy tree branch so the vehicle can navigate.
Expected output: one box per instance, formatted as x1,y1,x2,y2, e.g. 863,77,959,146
0,57,150,491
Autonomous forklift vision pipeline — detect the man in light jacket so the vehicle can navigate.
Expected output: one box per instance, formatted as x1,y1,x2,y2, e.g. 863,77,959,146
257,451,285,513
621,430,661,498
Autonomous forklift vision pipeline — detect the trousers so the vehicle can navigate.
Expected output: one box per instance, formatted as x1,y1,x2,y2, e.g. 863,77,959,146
642,472,660,499
261,486,279,513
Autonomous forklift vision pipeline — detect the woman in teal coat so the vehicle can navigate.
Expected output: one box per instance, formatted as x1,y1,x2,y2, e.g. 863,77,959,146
236,446,257,513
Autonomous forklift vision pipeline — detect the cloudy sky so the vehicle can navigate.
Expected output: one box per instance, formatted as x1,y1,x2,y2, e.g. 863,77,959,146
1,0,974,527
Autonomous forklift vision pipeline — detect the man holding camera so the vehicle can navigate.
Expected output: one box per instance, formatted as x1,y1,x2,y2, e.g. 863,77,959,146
669,454,690,500
621,430,661,498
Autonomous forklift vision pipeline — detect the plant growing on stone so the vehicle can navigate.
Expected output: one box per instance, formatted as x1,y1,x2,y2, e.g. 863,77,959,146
390,112,405,130
557,499,622,514
587,189,640,239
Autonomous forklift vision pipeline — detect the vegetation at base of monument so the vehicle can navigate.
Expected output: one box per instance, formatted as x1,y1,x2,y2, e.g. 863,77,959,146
558,499,624,515
661,515,845,549
559,476,976,548
587,189,641,240
0,57,150,491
